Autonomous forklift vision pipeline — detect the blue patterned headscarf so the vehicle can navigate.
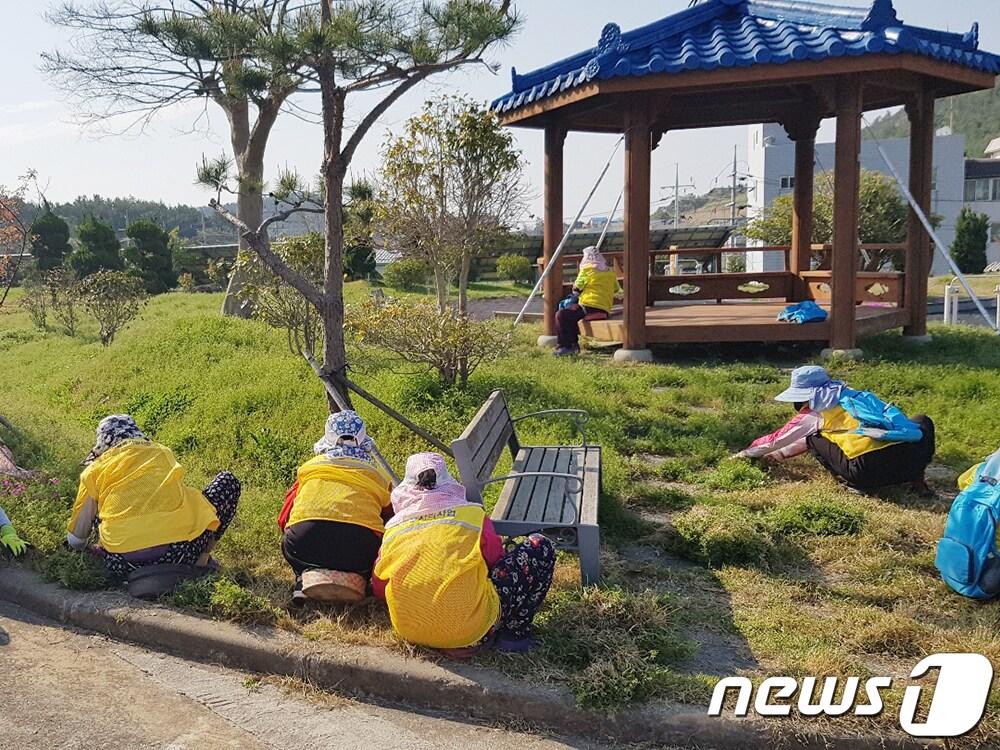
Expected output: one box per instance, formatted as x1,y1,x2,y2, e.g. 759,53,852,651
86,414,148,464
314,410,375,465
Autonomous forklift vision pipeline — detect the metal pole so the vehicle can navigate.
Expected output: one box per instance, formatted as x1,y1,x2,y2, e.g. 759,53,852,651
863,115,998,332
952,282,961,325
942,281,951,325
674,163,681,228
513,134,626,327
597,189,624,252
995,285,1000,331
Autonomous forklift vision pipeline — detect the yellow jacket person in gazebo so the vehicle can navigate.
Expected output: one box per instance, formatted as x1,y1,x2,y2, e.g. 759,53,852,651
554,246,621,356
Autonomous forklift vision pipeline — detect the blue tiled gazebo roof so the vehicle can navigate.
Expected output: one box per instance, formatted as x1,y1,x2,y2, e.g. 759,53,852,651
491,0,1000,115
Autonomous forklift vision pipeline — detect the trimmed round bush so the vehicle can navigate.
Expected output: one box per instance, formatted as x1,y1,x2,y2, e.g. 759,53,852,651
382,258,429,291
495,253,534,284
672,504,771,567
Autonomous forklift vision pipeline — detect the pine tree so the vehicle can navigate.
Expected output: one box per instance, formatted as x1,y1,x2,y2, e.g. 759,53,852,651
950,207,990,274
68,215,123,277
30,208,72,271
124,219,177,294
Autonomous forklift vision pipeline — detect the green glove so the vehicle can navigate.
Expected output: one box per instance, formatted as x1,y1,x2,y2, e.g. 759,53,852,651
0,524,28,557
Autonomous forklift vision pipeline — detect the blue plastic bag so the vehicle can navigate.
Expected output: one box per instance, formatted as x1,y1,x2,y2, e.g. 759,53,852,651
777,300,827,324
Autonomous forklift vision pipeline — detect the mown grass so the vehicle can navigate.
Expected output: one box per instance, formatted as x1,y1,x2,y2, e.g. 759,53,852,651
3,286,1000,739
927,273,1000,299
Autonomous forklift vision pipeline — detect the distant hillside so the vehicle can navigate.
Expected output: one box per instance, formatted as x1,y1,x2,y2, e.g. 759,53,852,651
864,81,1000,157
653,186,747,226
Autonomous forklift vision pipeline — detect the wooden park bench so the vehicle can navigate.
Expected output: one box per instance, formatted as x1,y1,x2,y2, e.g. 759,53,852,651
452,390,601,584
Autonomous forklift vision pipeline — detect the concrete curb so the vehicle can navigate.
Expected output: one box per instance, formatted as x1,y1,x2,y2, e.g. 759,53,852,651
0,569,926,750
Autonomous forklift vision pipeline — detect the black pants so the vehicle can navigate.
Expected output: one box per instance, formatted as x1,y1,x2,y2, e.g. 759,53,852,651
555,305,607,348
807,415,935,491
282,520,382,578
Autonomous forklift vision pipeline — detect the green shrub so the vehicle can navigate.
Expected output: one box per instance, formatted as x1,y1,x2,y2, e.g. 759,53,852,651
348,298,511,386
672,504,771,567
79,270,147,346
382,258,428,291
19,275,48,329
495,253,533,284
39,548,108,591
169,574,278,625
124,388,193,435
68,215,123,277
950,206,989,274
45,267,81,336
769,498,865,537
701,458,768,491
178,272,195,292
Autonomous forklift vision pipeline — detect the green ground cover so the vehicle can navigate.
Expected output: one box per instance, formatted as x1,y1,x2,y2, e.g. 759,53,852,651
3,286,1000,740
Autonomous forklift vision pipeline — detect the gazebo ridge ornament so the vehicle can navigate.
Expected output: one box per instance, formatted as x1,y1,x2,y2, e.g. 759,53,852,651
491,0,1000,361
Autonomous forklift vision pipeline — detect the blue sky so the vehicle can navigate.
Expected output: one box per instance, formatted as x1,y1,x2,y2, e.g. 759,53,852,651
1,1,998,222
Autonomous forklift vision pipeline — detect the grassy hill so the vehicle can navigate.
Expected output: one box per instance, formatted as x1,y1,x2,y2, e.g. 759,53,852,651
865,81,1000,157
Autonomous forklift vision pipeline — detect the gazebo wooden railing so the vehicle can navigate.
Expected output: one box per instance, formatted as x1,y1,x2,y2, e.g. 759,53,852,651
549,242,911,308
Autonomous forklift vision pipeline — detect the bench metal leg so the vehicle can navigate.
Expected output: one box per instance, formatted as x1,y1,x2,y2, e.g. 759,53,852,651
577,524,600,585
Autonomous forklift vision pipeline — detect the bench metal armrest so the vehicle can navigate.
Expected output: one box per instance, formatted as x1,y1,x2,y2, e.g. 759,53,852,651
482,471,584,524
512,409,590,446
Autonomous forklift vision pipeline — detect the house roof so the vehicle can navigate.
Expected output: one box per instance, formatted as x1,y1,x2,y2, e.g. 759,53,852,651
490,0,1000,116
966,159,1000,180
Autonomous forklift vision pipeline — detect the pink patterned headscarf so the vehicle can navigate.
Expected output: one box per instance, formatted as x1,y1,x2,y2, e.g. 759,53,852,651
580,245,609,272
385,452,479,529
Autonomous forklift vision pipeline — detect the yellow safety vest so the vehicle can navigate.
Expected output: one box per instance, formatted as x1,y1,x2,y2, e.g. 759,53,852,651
374,505,500,649
819,405,900,460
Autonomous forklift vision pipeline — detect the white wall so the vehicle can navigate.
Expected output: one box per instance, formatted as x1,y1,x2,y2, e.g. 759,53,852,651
746,123,965,276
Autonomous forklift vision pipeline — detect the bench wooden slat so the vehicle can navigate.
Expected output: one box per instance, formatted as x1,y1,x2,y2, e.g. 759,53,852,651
506,447,547,522
540,448,575,524
457,390,508,447
526,447,559,523
472,420,514,483
580,447,601,526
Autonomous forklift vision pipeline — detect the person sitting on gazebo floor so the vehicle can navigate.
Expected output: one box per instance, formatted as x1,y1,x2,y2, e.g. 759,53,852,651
67,415,241,579
554,245,621,356
734,366,935,495
277,411,394,606
372,452,555,655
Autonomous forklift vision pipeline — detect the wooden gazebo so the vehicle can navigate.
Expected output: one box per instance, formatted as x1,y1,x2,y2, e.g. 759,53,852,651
491,0,1000,360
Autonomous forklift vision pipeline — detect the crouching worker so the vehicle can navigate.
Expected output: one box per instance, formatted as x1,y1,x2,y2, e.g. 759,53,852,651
373,453,555,654
936,447,1000,599
554,245,621,356
67,415,240,580
735,366,934,494
278,411,393,606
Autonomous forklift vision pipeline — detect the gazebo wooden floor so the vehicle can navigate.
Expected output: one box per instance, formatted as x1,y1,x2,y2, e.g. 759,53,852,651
580,301,910,345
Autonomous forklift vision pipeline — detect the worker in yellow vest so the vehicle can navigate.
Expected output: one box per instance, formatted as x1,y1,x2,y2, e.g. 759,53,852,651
67,415,241,579
554,245,622,356
278,411,394,605
735,366,935,494
372,453,555,654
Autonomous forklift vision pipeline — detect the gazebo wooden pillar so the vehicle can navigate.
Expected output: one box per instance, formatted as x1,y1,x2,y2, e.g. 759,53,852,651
617,105,654,362
829,76,863,353
904,90,936,338
783,109,821,299
540,126,566,346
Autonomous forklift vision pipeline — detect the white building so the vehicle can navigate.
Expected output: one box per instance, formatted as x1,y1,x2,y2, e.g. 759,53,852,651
963,154,1000,268
746,123,967,276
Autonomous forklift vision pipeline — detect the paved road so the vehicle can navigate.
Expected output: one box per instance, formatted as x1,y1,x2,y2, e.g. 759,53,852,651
0,600,616,750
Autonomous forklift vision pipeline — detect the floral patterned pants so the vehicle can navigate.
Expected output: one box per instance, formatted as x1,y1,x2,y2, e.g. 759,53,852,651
489,533,556,639
101,471,241,579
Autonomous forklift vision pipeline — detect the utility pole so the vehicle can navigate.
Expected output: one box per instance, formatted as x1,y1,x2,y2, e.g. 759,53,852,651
729,144,738,250
659,163,695,228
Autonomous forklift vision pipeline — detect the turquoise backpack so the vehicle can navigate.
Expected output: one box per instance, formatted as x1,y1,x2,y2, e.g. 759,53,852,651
936,450,1000,599
837,388,923,443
